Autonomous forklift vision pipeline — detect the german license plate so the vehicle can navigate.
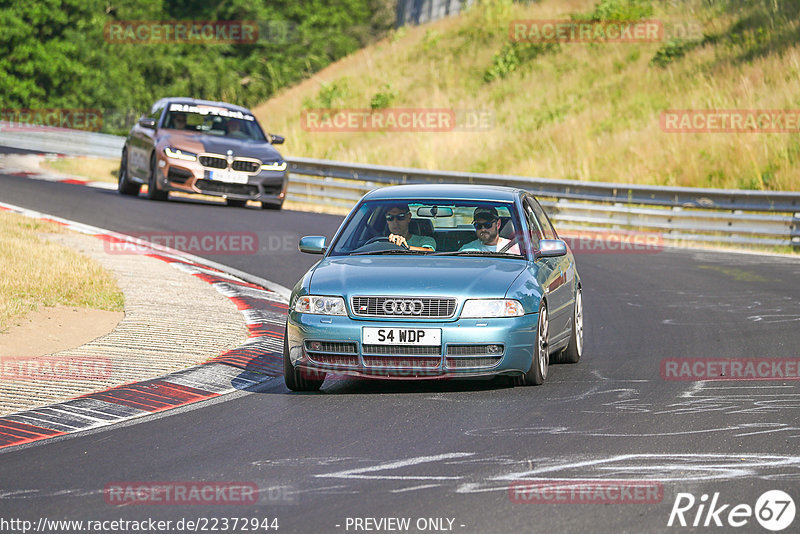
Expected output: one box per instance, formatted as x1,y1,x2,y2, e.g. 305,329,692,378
209,170,249,184
363,327,441,346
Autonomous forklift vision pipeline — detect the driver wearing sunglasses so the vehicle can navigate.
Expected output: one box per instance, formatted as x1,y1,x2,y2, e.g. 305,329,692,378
459,206,520,254
385,204,436,251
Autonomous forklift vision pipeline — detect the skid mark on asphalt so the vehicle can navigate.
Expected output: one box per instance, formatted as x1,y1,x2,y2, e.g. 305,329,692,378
658,381,800,418
8,451,800,500
316,453,475,481
252,457,366,468
460,379,800,439
612,289,800,325
456,453,800,494
267,452,800,496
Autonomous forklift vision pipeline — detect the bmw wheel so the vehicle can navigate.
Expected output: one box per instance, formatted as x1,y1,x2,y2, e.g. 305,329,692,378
117,149,140,196
145,153,168,201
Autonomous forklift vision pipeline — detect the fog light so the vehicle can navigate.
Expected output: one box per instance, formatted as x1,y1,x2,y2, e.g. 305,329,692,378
309,341,322,351
487,344,502,354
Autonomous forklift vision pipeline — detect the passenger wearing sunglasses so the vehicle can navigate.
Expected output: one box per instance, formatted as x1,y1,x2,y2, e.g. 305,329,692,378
459,206,520,254
385,204,436,251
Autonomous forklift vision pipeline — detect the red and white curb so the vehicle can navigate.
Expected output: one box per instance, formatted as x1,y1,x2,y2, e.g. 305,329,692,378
0,153,117,190
0,201,289,450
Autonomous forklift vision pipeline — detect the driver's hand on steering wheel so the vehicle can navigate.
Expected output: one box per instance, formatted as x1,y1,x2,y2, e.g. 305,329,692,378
388,234,409,249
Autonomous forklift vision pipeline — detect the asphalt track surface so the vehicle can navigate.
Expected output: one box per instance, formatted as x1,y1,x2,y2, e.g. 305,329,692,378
2,162,800,533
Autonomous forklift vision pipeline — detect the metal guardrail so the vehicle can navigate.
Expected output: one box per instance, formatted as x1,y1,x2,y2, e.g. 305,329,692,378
286,158,800,248
1,127,797,248
0,128,125,159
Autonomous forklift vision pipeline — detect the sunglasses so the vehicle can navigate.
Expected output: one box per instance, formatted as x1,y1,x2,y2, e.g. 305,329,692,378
473,221,496,230
385,213,409,222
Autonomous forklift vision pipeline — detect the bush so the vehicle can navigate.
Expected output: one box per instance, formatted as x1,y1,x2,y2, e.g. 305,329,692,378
370,83,396,110
484,42,557,83
650,39,700,68
572,0,654,22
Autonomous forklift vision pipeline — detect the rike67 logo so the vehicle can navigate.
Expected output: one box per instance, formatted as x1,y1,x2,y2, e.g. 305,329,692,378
668,490,795,531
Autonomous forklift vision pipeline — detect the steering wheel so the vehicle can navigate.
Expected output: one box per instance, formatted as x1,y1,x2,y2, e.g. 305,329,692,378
364,236,391,245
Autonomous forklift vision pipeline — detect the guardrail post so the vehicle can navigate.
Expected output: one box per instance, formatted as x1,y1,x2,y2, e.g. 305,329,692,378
792,213,800,250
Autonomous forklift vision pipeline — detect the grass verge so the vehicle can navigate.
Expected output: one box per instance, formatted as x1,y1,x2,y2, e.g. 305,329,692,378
41,156,119,183
0,211,124,333
255,0,800,191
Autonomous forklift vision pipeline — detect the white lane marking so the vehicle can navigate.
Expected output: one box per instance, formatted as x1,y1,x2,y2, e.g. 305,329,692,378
390,484,442,493
735,427,798,437
316,453,474,480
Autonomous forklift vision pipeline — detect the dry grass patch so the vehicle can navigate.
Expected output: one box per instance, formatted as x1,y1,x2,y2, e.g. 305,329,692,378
254,0,800,191
42,156,119,183
0,211,124,333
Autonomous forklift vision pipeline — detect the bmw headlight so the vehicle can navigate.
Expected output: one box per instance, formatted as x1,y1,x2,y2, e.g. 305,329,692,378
461,299,524,318
261,160,287,171
294,295,347,316
164,147,197,161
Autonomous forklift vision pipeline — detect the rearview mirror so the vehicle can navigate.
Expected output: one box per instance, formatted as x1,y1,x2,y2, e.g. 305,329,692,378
416,206,453,218
535,239,567,258
299,235,326,254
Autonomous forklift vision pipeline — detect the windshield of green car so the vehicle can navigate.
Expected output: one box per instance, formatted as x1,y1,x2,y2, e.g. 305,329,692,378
328,199,526,258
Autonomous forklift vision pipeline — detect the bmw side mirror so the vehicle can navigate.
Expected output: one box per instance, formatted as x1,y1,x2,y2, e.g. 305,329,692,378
138,117,156,129
299,236,326,254
536,239,567,258
269,134,285,145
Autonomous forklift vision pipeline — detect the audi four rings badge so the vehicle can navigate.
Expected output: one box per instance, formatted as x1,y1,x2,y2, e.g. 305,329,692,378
382,299,425,315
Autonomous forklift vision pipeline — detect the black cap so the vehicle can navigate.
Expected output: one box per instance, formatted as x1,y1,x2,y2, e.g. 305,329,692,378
386,203,410,213
473,206,498,222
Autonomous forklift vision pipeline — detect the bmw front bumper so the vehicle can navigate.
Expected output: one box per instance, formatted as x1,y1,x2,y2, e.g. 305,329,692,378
159,157,288,204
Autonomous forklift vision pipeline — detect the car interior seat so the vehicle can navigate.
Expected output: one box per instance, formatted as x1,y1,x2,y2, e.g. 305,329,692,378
409,219,434,237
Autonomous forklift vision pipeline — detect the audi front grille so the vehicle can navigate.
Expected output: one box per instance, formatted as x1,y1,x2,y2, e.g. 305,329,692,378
305,340,358,367
363,356,441,368
445,356,502,369
351,296,456,318
361,345,441,356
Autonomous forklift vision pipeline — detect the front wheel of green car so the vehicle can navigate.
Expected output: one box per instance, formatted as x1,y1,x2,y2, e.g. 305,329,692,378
514,303,548,386
283,326,325,392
